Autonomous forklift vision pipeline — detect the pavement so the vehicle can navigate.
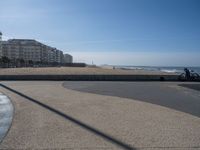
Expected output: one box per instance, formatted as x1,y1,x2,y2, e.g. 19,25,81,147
63,82,200,118
0,81,199,150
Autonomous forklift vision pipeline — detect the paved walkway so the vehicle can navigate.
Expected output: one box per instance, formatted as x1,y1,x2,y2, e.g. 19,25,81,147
0,81,200,150
63,81,200,117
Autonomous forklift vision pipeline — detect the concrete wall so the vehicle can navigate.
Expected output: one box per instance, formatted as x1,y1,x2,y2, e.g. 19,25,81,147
0,74,185,81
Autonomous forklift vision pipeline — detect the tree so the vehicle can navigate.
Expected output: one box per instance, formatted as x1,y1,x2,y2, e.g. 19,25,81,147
28,60,33,67
16,58,21,67
1,56,10,68
19,58,25,67
0,57,2,67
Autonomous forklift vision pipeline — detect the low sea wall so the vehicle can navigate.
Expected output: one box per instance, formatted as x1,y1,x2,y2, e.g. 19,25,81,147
0,74,183,81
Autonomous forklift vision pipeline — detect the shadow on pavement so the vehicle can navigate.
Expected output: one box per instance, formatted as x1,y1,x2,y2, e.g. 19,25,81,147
179,84,200,91
0,83,136,150
63,82,200,118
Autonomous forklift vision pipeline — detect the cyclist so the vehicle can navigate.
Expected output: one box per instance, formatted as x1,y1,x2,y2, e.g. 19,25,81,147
184,68,191,80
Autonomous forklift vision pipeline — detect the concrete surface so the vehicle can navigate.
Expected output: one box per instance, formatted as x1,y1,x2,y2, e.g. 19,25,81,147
179,84,200,91
63,82,200,118
0,74,180,81
0,81,200,150
0,93,13,143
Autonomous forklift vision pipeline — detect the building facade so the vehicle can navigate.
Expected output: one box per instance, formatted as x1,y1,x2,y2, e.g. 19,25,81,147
0,38,69,64
63,54,73,63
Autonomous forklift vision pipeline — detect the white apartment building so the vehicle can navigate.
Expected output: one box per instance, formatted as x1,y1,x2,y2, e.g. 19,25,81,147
0,38,65,64
2,39,42,62
63,54,73,63
0,32,74,66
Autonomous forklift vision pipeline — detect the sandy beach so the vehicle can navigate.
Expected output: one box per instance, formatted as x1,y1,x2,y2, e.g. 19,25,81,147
0,67,176,75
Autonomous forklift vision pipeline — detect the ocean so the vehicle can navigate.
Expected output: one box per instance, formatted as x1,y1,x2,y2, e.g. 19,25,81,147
114,66,200,74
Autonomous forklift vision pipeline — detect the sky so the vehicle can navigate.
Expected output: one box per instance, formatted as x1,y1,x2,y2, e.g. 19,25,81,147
0,0,200,66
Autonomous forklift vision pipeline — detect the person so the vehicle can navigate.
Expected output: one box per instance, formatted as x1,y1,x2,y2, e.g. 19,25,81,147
184,68,190,80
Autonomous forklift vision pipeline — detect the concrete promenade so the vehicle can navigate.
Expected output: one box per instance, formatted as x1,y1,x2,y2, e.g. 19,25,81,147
63,82,200,117
0,81,200,149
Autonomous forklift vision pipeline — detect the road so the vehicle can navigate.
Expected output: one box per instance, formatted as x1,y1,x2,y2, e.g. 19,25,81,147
0,81,199,150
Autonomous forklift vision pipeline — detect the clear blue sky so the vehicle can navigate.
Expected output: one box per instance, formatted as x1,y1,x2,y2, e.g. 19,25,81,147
1,0,200,66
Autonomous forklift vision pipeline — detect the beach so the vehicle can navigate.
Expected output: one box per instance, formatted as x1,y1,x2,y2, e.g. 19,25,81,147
0,67,176,75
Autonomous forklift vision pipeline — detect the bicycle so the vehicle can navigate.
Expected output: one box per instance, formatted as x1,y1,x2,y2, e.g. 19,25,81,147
179,70,200,81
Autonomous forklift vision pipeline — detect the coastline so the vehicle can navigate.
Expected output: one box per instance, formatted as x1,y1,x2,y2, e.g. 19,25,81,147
0,67,199,81
0,66,177,76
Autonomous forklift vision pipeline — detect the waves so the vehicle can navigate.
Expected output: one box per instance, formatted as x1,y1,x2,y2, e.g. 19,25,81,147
114,66,200,74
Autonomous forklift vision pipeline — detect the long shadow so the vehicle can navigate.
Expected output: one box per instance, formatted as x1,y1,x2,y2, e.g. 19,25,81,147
179,84,200,91
0,83,136,150
63,82,200,118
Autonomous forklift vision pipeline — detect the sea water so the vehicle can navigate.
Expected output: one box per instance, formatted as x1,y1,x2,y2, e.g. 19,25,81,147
114,66,200,74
